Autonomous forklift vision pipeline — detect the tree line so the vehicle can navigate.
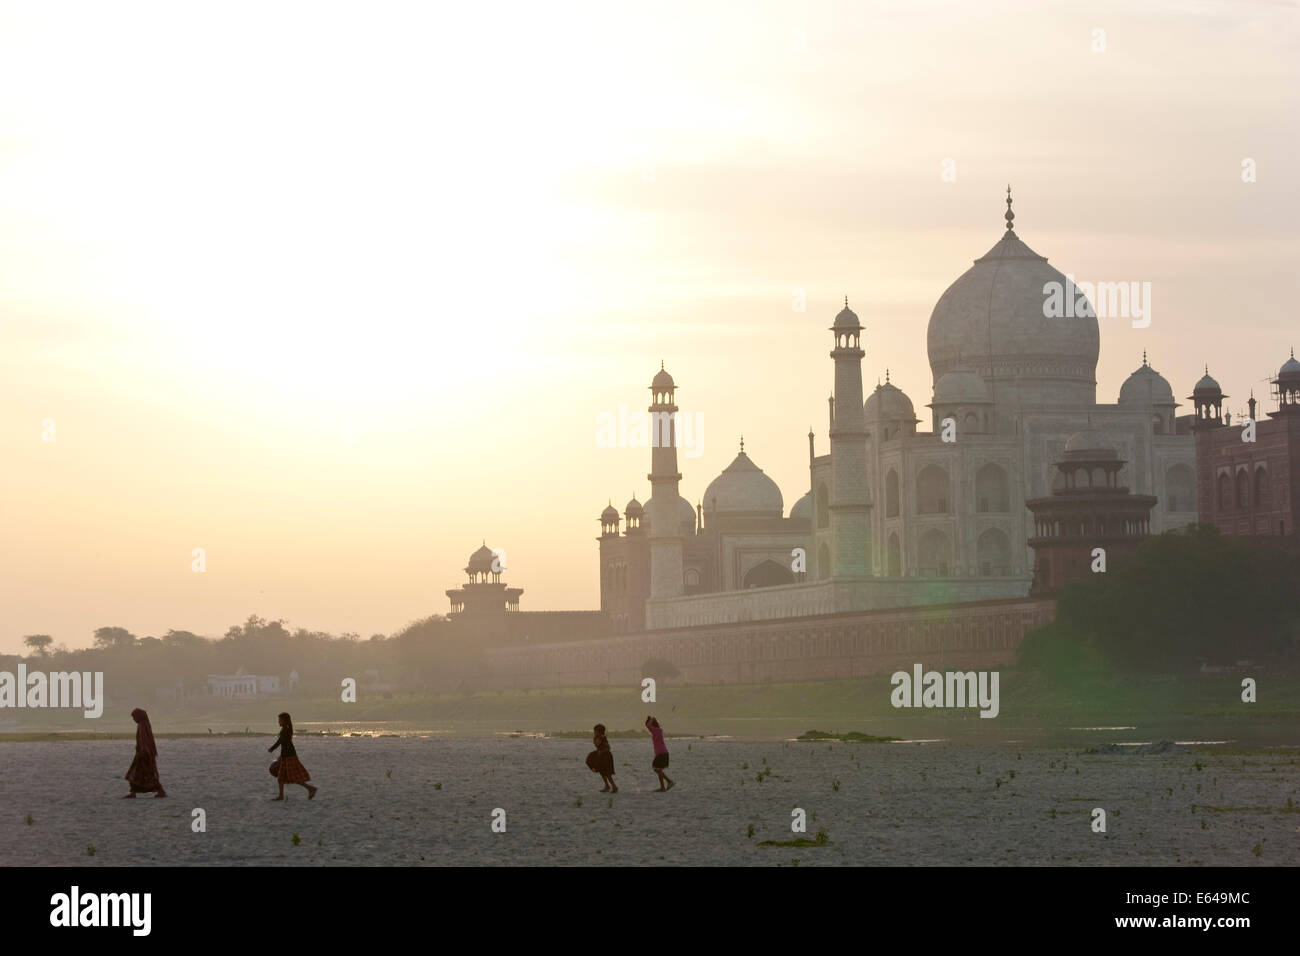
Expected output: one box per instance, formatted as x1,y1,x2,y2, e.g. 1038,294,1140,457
4,613,487,700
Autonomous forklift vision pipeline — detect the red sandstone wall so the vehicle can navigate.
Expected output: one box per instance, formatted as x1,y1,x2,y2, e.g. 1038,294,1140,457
481,597,1056,690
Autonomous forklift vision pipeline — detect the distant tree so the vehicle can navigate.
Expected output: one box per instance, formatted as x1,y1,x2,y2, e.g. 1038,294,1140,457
641,657,681,682
23,634,53,657
92,626,137,650
162,629,207,648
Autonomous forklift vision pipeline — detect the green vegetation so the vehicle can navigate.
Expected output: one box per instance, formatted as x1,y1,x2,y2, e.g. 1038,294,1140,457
1020,524,1300,680
758,827,830,848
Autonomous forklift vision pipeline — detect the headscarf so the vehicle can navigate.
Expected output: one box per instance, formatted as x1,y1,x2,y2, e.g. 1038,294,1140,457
131,708,157,757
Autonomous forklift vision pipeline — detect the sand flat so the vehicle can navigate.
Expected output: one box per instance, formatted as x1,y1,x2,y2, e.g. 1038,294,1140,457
1,737,1296,866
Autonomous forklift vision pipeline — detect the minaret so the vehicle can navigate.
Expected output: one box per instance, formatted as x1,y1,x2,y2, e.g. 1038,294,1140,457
829,298,872,576
647,362,684,599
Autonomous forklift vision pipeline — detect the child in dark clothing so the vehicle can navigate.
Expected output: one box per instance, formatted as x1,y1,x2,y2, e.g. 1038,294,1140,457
586,723,617,793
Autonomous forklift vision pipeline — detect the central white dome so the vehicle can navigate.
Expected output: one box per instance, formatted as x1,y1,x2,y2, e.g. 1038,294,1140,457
927,225,1099,408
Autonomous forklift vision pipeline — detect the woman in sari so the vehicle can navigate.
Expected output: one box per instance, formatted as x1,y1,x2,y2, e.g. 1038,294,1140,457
268,712,317,800
123,708,167,798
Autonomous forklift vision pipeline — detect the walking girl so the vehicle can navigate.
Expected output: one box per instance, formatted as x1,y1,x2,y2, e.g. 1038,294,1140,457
645,715,675,791
123,708,167,798
268,712,318,800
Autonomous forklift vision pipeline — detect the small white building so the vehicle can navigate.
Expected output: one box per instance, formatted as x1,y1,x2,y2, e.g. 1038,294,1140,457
206,667,281,697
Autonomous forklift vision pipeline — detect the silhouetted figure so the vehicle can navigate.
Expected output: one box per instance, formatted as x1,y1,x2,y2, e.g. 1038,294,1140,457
268,712,317,800
646,716,674,791
123,708,166,798
586,723,617,793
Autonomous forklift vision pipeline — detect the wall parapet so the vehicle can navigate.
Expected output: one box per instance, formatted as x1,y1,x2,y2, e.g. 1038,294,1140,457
481,595,1056,690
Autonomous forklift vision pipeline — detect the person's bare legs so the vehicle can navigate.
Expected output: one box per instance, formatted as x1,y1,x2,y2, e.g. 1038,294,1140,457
654,769,666,791
299,782,318,799
155,785,167,798
273,781,285,800
599,775,610,792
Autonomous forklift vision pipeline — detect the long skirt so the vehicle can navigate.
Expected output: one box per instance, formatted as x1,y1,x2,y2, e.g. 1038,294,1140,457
277,755,311,785
586,750,614,776
125,753,161,793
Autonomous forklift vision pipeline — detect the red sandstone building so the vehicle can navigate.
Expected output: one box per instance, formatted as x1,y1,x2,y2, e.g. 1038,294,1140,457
1192,354,1300,537
445,543,611,646
1026,429,1157,594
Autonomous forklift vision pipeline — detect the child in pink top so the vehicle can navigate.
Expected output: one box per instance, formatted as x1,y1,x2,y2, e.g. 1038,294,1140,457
645,715,675,791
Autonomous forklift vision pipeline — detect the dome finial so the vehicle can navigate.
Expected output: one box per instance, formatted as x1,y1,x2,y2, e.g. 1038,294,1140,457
1142,350,1148,367
660,359,664,370
885,367,891,384
844,294,848,308
739,434,744,453
1004,184,1016,238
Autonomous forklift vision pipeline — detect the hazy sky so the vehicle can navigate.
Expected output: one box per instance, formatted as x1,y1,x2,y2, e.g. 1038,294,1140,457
2,0,1297,653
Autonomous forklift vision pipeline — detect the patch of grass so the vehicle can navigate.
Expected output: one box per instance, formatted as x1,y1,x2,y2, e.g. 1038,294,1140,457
291,832,301,846
1199,805,1291,814
758,827,830,848
797,730,900,743
86,844,96,857
24,814,33,826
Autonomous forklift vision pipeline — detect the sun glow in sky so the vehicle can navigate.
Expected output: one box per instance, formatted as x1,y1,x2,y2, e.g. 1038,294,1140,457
2,0,1298,651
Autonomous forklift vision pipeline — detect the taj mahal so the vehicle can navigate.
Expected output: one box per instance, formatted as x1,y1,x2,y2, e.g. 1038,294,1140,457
597,191,1199,634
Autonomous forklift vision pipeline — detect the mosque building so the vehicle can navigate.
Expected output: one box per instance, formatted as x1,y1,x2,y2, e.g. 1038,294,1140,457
599,191,1201,631
1191,352,1300,537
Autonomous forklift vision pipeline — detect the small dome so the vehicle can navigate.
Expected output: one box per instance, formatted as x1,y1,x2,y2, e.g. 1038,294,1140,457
833,298,861,331
679,496,697,531
600,503,619,523
931,367,992,405
789,490,813,521
651,363,675,392
1063,428,1115,457
1278,351,1300,379
466,543,497,572
641,494,696,535
703,446,784,518
624,496,643,516
1193,370,1221,394
1118,360,1175,406
865,379,917,421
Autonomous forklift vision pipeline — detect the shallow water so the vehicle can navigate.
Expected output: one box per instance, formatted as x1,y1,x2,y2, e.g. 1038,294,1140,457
1,737,1296,866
